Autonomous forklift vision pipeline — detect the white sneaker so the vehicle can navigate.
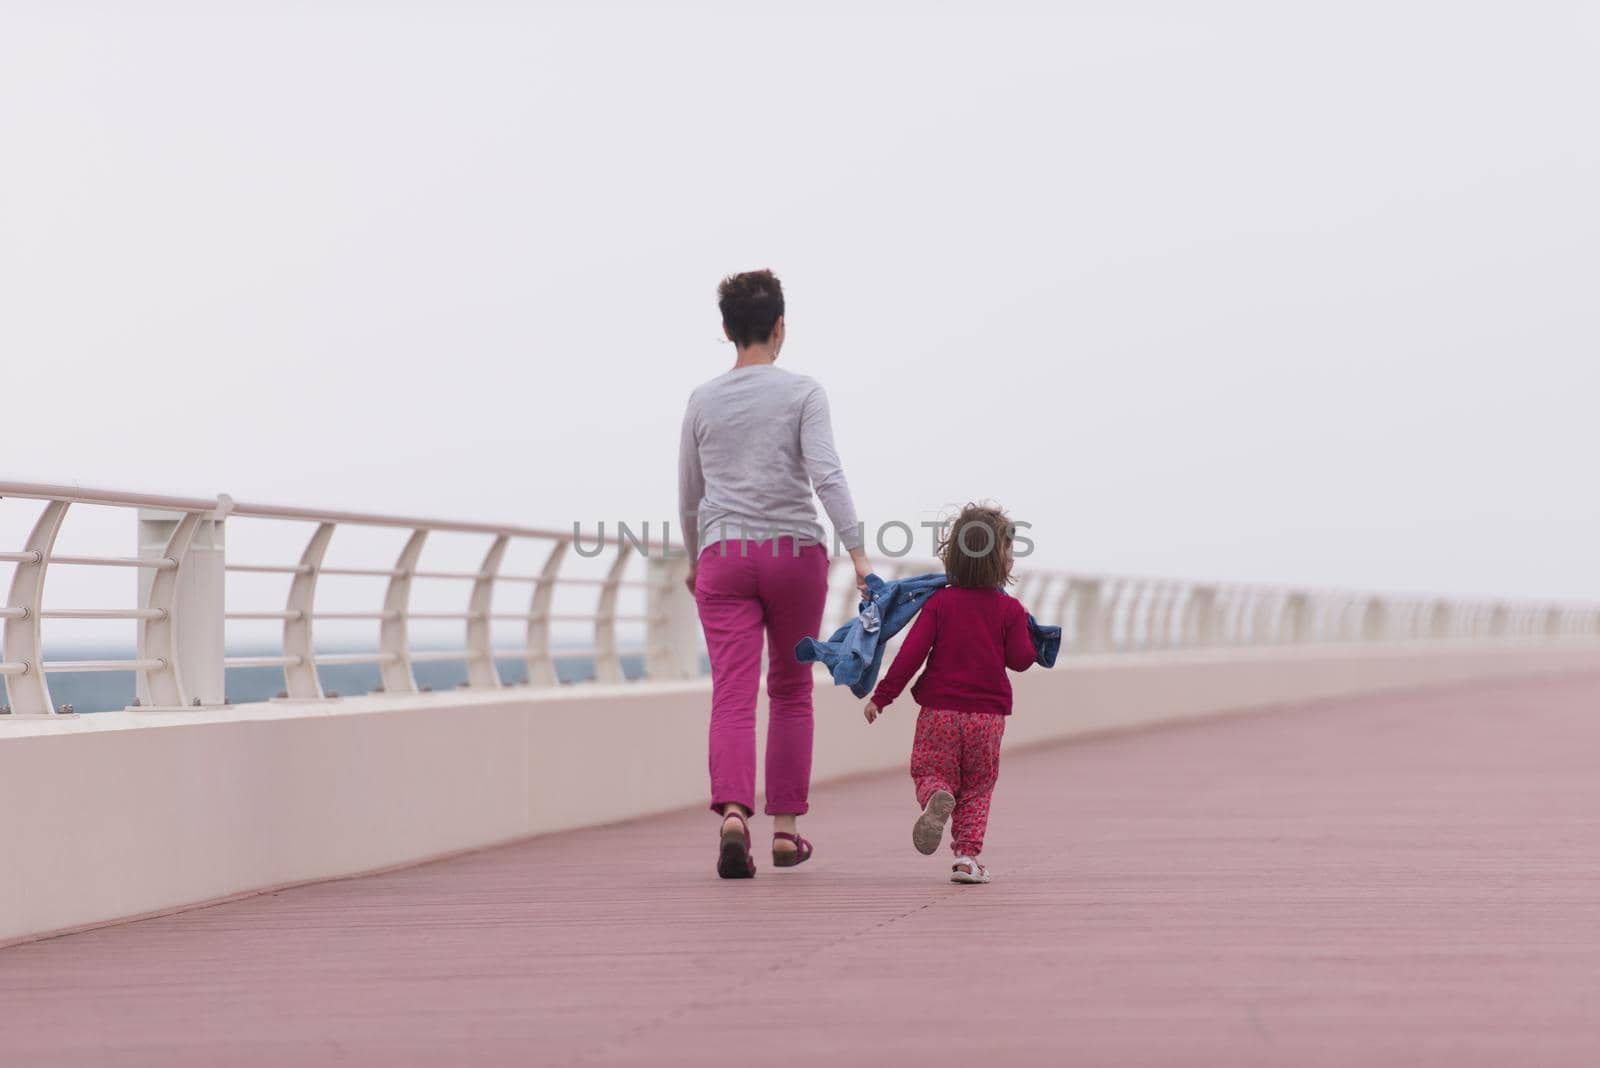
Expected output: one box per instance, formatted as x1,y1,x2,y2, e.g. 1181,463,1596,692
950,856,991,884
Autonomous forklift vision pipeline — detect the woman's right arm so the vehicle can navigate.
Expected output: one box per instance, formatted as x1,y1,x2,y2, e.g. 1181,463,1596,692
799,383,870,589
677,400,704,589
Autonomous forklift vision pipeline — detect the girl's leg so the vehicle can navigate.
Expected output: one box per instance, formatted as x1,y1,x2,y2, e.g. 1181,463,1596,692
950,713,1007,857
756,540,829,820
695,545,764,817
910,707,963,807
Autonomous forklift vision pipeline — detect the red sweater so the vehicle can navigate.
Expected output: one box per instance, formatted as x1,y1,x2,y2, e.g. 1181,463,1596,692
870,587,1036,716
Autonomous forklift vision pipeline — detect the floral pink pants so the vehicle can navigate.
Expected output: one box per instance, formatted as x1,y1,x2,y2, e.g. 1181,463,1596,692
910,707,1007,857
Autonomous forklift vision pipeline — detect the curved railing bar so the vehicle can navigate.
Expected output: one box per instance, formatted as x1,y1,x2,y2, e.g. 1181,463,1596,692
1149,581,1169,648
379,530,428,695
1172,584,1193,645
593,541,634,684
1096,578,1123,651
282,523,335,700
2,500,70,716
228,501,578,544
526,539,570,687
0,483,224,514
1124,581,1149,650
0,480,617,547
1153,582,1181,648
1050,577,1075,642
466,535,508,689
1152,581,1175,649
1177,583,1201,646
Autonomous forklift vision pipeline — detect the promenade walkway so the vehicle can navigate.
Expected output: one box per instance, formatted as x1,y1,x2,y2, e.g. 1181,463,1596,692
3,672,1597,1066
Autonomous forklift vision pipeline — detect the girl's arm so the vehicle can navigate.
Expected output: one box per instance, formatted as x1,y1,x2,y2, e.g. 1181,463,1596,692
868,600,938,711
1004,600,1037,672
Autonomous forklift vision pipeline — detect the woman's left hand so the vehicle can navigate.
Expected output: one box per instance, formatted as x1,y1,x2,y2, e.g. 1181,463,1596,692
849,547,871,593
684,566,698,596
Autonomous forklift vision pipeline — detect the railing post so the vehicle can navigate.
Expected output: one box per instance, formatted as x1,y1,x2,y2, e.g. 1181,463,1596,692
1186,585,1217,646
646,554,700,680
1069,578,1105,653
1429,599,1453,639
1218,586,1240,643
465,535,508,689
1012,571,1038,606
1249,590,1276,644
2,500,69,717
282,523,334,700
135,508,216,708
1361,598,1387,642
1543,605,1565,637
1284,592,1310,644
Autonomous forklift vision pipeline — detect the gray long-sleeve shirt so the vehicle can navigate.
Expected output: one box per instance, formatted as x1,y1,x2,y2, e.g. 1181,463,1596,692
678,363,863,558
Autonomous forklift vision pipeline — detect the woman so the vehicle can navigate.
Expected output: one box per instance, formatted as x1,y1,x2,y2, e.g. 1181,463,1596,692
678,269,871,879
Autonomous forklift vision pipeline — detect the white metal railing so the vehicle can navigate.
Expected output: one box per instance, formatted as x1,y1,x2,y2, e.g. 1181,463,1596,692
0,481,698,717
824,556,1600,655
3,479,1597,719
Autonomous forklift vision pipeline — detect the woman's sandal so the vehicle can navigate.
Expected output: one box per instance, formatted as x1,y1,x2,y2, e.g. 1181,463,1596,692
771,831,813,868
717,812,756,879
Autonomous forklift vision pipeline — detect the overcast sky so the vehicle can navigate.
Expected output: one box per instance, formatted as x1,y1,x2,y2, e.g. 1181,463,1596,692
3,1,1597,604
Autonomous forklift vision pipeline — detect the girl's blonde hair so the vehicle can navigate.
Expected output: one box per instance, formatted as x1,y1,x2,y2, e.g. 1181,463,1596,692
938,502,1015,589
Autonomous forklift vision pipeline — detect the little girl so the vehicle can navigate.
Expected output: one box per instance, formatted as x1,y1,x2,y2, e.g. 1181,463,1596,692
864,503,1037,884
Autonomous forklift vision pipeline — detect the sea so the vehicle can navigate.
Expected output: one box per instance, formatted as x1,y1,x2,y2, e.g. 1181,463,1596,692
25,646,670,714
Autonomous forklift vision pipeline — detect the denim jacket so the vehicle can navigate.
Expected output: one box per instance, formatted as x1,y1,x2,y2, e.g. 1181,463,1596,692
794,572,1060,699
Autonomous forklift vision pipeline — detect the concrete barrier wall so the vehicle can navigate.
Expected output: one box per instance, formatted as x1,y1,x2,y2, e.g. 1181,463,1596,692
4,638,1599,946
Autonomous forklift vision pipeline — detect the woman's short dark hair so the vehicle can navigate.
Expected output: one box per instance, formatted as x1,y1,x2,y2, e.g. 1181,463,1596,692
939,502,1015,590
718,269,785,348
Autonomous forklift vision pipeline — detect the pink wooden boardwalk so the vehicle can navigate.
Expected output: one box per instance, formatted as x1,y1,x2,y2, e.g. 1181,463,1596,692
4,673,1599,1066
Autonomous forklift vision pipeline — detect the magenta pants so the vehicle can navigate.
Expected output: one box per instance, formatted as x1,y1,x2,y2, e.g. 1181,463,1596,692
695,538,829,816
